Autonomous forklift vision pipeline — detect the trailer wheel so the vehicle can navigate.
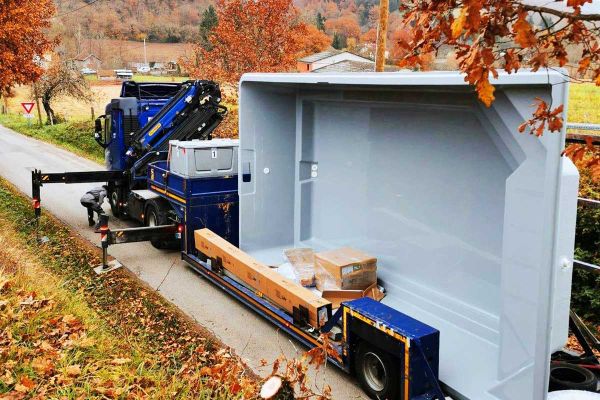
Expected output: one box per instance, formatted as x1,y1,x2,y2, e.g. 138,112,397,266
549,363,597,392
355,342,400,400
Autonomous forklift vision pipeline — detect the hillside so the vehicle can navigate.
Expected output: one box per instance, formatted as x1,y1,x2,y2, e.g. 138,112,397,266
53,0,405,59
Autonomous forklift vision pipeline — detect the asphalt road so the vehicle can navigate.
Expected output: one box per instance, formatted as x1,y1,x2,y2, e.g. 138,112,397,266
0,124,366,399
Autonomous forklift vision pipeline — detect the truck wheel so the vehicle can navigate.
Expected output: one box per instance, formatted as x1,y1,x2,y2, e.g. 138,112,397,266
355,342,400,400
145,201,180,250
549,363,597,392
109,188,121,218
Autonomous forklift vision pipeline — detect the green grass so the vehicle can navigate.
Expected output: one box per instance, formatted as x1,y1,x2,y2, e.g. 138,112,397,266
569,83,600,125
0,114,103,164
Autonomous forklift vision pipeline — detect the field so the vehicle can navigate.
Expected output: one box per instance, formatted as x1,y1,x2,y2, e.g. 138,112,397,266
568,83,600,125
3,80,598,125
3,84,121,121
3,75,189,121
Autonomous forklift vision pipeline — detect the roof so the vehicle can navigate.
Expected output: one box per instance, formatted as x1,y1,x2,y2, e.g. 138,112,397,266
75,53,101,62
298,50,344,63
312,60,400,73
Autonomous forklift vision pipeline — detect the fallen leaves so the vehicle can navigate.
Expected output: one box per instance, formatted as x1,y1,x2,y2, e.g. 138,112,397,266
31,357,54,376
109,357,130,366
15,376,35,393
64,364,81,377
0,185,261,399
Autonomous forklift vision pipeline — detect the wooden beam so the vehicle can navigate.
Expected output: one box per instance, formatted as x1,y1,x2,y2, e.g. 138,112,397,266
195,229,331,328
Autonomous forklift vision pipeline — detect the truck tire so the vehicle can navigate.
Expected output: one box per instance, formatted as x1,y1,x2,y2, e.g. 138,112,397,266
145,200,180,250
549,363,598,392
109,188,122,218
355,342,400,400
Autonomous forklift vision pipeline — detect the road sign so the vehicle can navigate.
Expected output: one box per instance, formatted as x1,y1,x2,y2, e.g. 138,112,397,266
21,102,35,114
23,113,34,119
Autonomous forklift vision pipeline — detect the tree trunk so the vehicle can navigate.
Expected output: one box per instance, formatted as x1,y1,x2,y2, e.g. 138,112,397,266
41,96,55,125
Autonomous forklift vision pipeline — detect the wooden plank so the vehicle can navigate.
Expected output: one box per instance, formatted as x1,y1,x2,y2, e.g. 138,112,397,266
194,229,331,327
322,282,385,309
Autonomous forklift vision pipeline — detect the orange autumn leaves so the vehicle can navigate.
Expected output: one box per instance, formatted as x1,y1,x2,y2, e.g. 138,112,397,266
396,0,600,180
182,0,329,85
0,0,56,94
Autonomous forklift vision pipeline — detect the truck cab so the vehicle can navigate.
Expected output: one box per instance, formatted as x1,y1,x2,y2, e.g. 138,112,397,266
95,81,184,172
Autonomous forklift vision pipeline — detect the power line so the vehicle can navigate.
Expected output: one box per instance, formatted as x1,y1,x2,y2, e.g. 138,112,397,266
52,0,104,19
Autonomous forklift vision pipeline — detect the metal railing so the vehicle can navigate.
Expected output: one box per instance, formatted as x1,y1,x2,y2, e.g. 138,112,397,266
567,122,600,132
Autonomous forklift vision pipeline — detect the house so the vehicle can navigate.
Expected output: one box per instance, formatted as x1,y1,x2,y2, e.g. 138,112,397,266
74,53,102,71
297,50,374,72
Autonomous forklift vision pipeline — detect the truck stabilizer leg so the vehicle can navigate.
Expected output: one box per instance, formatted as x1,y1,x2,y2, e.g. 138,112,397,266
93,214,123,275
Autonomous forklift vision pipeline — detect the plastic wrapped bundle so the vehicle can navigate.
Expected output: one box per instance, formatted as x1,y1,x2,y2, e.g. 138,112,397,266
284,248,316,287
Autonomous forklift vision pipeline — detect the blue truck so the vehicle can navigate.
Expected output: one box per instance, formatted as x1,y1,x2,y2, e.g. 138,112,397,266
30,73,597,400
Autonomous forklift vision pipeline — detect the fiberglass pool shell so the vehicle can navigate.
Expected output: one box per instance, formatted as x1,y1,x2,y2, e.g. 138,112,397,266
237,71,579,400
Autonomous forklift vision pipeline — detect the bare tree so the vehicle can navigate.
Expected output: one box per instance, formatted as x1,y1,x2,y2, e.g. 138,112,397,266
35,59,92,124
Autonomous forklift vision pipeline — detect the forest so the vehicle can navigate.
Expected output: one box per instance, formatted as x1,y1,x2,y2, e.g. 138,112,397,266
53,0,407,58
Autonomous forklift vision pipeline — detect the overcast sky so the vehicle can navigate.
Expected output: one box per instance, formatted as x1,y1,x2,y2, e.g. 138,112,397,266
524,0,600,14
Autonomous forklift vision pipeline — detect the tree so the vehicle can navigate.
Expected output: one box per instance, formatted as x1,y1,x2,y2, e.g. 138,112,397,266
332,32,347,50
297,25,331,58
0,0,56,97
199,5,218,50
36,59,92,124
181,0,310,85
325,15,361,41
316,12,326,31
395,0,600,180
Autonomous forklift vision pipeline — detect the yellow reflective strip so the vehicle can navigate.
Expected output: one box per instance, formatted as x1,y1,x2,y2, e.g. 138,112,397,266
404,339,410,400
150,185,186,204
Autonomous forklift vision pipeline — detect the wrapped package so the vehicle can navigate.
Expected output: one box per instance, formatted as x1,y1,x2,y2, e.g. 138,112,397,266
314,247,377,291
284,248,316,287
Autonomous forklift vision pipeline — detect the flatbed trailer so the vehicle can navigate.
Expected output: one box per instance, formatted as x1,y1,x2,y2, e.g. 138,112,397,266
96,157,444,400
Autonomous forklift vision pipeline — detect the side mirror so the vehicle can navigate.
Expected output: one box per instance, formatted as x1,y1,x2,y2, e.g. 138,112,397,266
94,115,108,148
94,117,102,135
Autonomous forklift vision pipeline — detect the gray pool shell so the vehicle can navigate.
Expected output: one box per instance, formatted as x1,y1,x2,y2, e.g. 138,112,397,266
237,70,580,400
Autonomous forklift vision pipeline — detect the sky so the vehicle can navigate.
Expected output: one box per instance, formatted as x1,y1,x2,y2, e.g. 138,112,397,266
524,0,600,14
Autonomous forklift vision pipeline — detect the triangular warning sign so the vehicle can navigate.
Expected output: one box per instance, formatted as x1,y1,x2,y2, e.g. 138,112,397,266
21,102,35,114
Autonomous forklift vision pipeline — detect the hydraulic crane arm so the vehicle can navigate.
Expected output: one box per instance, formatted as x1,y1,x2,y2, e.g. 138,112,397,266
126,80,226,165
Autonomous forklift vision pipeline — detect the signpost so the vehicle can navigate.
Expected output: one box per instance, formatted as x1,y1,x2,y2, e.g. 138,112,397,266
21,102,35,126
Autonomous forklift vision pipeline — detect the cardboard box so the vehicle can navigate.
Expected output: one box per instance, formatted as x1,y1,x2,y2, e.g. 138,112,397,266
315,247,377,290
195,229,331,328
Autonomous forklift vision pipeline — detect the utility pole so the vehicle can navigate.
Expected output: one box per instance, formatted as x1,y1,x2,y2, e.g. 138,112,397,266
143,37,148,66
375,0,389,72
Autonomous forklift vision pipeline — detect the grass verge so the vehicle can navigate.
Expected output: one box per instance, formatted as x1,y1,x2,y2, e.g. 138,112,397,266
0,177,257,399
568,83,600,125
0,114,103,164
